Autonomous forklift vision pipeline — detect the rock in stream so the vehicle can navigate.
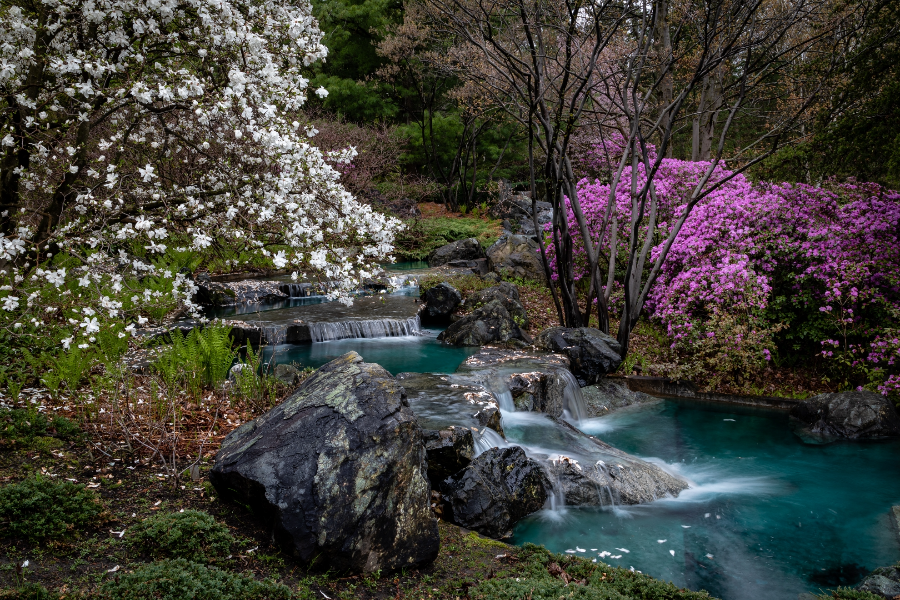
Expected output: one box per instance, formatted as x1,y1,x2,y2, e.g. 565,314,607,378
789,390,900,443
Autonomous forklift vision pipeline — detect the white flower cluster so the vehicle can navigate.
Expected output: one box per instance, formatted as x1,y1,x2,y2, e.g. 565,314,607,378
0,0,403,345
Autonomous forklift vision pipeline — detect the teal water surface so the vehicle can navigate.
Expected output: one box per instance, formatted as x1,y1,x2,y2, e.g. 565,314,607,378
511,400,900,600
262,327,477,374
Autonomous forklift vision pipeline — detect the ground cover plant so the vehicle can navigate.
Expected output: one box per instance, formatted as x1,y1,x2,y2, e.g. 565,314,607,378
0,476,103,542
128,510,234,562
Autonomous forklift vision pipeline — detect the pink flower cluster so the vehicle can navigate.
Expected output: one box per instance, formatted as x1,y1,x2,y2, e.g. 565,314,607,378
545,157,900,393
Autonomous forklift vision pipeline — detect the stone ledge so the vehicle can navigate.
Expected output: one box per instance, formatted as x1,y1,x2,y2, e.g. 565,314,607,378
620,375,801,410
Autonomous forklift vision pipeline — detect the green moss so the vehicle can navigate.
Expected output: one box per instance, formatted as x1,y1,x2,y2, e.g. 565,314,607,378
96,559,294,600
129,510,234,562
0,476,103,541
813,589,885,600
395,216,502,261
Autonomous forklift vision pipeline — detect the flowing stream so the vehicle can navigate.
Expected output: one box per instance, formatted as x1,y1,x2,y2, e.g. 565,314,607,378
214,265,900,599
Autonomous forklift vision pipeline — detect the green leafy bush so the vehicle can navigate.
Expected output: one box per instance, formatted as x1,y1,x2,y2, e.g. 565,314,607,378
129,510,234,562
0,409,81,448
96,559,293,600
395,216,501,261
0,476,103,541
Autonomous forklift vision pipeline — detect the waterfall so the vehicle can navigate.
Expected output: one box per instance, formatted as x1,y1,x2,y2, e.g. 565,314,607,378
262,324,287,346
474,427,508,456
557,369,588,422
279,283,314,297
308,316,421,342
484,376,516,412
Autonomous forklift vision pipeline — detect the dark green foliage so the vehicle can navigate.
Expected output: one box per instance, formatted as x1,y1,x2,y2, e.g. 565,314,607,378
0,476,102,541
395,216,501,261
470,544,714,600
96,559,293,600
0,408,80,448
152,325,237,398
0,583,61,600
129,510,234,562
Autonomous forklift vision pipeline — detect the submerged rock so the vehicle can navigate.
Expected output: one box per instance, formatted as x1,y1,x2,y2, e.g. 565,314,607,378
789,391,900,443
486,234,547,282
534,327,623,386
581,379,660,417
209,352,439,573
441,446,549,539
437,300,526,346
420,282,462,324
541,417,689,505
427,238,485,267
397,371,504,436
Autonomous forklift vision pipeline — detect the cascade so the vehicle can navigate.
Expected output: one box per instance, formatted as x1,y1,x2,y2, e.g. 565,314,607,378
279,283,320,298
474,427,509,456
557,369,588,422
308,316,421,342
483,376,516,412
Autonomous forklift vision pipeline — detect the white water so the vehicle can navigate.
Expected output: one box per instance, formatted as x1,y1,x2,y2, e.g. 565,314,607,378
474,427,509,456
557,369,588,422
308,316,421,342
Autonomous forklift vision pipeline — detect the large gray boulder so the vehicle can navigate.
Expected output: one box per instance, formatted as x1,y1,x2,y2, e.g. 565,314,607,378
420,282,462,323
486,235,547,282
440,446,549,539
427,238,485,267
437,299,526,346
468,282,528,329
534,327,623,386
581,379,660,417
856,564,900,598
209,352,439,573
789,390,900,444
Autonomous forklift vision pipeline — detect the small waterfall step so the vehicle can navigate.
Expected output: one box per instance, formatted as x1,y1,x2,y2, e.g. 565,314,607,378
308,317,420,342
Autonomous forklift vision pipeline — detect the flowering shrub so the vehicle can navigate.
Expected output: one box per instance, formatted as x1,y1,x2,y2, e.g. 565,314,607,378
547,157,900,394
0,0,403,370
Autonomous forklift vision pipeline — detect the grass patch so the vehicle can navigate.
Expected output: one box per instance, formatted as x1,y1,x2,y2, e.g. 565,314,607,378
395,215,502,261
129,510,234,562
0,476,103,541
469,544,714,600
96,559,293,600
0,409,81,449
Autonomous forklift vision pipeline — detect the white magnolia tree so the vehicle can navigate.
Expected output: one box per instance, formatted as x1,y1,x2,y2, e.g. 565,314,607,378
0,0,402,350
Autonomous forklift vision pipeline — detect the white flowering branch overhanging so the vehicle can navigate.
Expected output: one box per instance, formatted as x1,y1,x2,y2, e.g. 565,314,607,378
0,0,403,345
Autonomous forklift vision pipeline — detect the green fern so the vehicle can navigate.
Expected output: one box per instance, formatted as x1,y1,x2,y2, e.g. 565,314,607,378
152,325,237,400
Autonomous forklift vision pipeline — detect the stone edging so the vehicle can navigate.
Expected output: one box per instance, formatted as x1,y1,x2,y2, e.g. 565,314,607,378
618,375,801,410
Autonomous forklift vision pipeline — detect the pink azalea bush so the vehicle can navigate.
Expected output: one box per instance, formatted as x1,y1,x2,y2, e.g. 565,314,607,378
546,155,900,395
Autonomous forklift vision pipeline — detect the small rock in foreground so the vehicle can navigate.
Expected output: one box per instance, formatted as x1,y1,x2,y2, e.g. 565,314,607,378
441,446,549,539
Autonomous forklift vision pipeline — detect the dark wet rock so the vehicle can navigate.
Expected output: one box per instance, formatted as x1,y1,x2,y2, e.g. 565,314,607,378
441,446,549,539
486,235,547,282
427,238,486,267
456,347,582,419
273,364,303,387
474,406,504,437
194,279,288,307
397,372,504,437
542,416,689,505
422,427,475,486
856,565,900,598
534,327,623,386
437,300,525,346
482,272,501,283
581,379,660,417
468,283,528,329
892,506,900,539
209,352,439,573
420,282,462,324
789,391,900,444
